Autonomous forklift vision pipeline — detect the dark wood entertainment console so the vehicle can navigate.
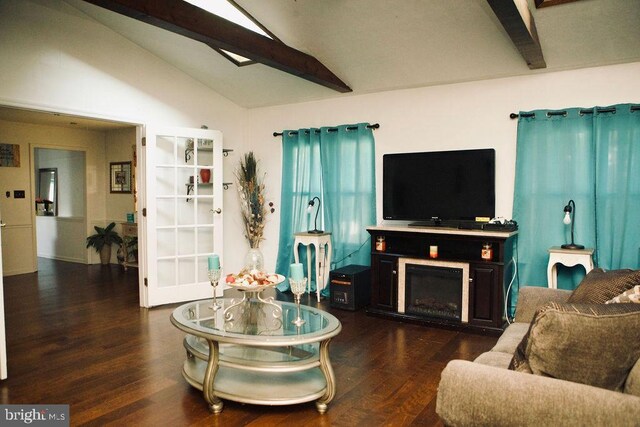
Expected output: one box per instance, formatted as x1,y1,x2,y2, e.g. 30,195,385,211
366,226,518,335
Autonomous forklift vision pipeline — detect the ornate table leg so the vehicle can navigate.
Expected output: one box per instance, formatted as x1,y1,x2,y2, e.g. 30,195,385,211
203,339,224,413
224,293,248,321
315,338,336,414
256,292,283,318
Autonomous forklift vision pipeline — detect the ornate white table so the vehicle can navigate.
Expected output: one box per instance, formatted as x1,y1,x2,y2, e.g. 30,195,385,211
293,232,332,301
171,298,342,414
547,246,594,289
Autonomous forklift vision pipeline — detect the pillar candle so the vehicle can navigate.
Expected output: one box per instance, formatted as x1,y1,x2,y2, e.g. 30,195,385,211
208,254,220,270
429,245,438,259
290,263,304,281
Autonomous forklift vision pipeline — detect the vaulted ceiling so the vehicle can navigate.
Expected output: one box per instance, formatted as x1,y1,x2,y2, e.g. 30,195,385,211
45,0,640,108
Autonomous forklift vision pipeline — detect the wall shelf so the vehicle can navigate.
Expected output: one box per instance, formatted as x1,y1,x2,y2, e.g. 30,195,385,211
184,137,218,162
183,146,232,200
186,182,212,202
185,146,212,163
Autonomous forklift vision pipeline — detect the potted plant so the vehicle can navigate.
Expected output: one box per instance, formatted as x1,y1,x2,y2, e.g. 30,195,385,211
86,222,123,265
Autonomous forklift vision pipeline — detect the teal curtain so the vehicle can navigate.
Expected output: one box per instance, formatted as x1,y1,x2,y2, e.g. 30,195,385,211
275,128,323,291
275,123,376,294
594,107,640,269
512,104,640,315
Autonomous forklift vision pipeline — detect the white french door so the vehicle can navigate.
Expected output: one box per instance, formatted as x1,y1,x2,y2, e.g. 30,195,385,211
140,126,224,307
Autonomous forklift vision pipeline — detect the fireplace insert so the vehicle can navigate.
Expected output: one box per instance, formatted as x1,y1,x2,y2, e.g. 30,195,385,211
398,258,469,322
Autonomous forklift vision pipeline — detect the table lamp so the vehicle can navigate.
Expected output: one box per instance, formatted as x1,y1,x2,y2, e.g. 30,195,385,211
307,197,323,234
561,199,584,250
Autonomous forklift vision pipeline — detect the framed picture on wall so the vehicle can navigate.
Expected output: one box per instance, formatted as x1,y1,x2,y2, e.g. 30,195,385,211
110,161,132,193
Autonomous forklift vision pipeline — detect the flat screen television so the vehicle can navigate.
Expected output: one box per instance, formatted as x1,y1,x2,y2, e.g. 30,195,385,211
383,149,495,225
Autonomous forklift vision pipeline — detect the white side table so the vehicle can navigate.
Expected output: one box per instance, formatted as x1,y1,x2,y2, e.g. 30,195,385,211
293,232,332,301
547,246,594,289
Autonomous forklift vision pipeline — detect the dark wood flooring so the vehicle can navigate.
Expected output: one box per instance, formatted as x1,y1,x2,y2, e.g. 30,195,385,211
0,259,497,426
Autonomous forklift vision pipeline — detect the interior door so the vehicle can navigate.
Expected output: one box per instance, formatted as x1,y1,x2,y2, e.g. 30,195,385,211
0,215,8,378
141,126,223,307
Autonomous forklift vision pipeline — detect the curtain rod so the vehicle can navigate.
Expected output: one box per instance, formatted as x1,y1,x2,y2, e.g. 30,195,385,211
273,123,380,137
510,105,640,119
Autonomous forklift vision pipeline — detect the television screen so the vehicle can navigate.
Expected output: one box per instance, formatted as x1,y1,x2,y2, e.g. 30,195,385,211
383,149,495,223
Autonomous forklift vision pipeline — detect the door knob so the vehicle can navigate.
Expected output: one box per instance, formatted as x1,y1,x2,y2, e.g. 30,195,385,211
0,221,5,228
212,208,222,214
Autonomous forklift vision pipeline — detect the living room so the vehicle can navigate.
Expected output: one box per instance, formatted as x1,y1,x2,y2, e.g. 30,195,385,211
0,0,639,425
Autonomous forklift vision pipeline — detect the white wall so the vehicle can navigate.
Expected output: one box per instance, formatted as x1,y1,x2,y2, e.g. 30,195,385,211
0,0,245,274
34,148,86,262
36,216,86,263
242,62,640,273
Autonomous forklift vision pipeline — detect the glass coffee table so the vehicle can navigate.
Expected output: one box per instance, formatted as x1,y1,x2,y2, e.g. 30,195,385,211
170,297,342,414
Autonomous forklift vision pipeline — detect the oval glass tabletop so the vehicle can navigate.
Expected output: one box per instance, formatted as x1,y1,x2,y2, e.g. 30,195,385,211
171,298,341,345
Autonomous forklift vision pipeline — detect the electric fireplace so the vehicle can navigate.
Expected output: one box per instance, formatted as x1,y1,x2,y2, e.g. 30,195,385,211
398,258,469,322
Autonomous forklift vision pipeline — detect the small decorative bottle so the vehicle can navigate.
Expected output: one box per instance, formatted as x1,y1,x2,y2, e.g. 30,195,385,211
481,243,493,261
376,236,386,252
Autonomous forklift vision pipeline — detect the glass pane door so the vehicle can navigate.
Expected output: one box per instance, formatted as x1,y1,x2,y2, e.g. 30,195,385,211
143,127,223,306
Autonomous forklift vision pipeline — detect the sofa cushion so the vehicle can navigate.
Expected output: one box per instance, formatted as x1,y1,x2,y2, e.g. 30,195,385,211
568,268,640,304
606,285,640,304
509,302,640,391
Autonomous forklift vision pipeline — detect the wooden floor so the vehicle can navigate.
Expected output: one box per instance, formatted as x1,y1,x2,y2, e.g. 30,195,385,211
0,259,497,426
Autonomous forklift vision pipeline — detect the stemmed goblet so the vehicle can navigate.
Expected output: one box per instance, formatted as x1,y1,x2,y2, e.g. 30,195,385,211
208,268,222,311
289,277,307,326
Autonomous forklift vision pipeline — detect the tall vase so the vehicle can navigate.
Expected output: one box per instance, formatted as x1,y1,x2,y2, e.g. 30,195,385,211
244,247,264,272
200,168,211,183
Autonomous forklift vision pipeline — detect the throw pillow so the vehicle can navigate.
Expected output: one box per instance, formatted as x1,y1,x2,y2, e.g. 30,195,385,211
567,268,640,304
606,285,640,304
508,301,640,391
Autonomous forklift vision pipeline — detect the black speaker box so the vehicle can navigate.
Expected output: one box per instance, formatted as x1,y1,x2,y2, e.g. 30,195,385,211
329,265,371,311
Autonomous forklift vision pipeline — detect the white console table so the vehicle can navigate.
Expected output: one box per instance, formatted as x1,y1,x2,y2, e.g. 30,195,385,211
293,232,332,301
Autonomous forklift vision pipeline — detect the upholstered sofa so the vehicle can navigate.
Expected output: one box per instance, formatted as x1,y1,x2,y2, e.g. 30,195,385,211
436,276,640,427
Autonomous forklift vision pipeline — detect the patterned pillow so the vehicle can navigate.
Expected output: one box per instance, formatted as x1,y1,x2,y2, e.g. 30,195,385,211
606,285,640,304
509,301,640,391
567,268,640,304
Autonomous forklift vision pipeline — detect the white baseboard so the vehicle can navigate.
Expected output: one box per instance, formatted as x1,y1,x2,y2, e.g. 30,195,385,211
38,254,86,264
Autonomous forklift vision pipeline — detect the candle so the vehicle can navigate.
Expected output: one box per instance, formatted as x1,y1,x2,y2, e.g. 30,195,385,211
429,245,438,259
290,263,304,281
208,254,220,271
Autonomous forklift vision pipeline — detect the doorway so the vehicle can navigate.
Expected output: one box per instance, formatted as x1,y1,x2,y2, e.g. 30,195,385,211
0,105,139,276
33,147,87,265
